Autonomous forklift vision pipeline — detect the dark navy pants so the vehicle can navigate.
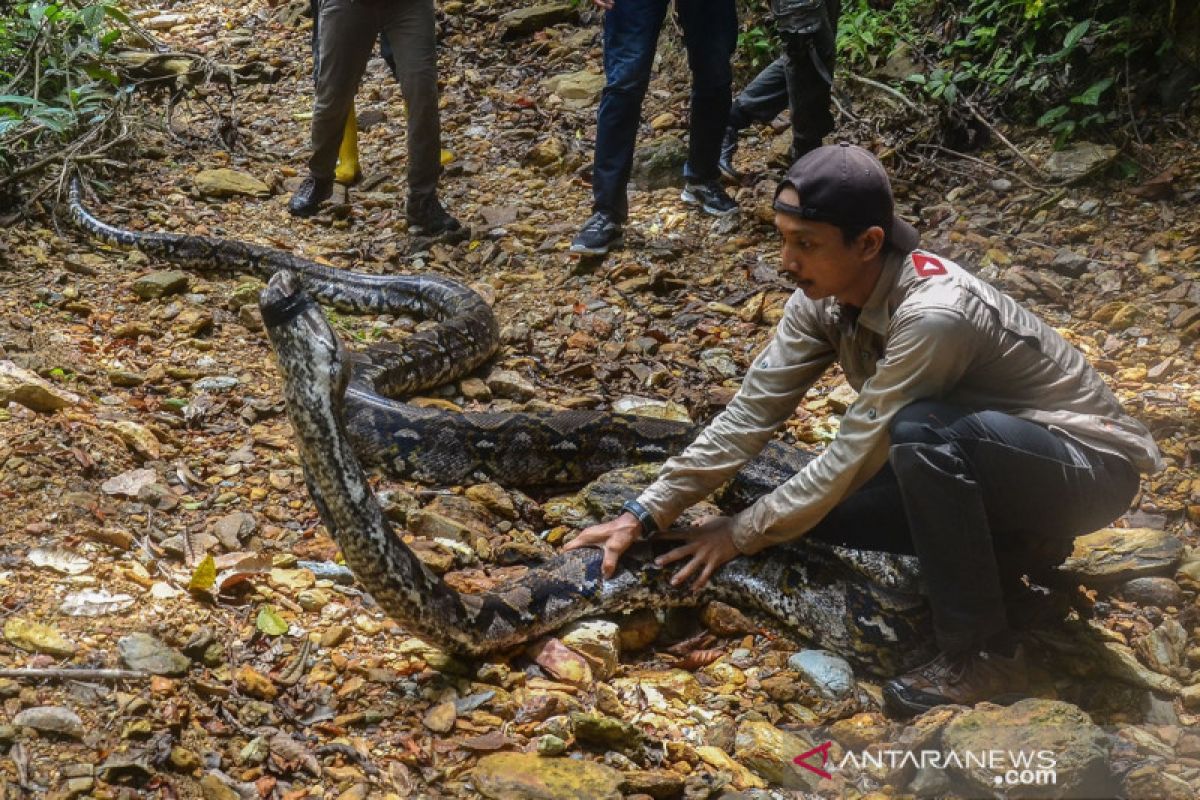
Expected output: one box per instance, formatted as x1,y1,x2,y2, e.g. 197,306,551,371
592,0,737,220
807,401,1140,654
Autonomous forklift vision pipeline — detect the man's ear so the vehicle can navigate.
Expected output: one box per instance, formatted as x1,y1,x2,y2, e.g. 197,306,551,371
858,226,885,260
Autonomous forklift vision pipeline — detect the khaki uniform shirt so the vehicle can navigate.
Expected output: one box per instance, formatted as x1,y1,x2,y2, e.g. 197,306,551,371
637,249,1162,555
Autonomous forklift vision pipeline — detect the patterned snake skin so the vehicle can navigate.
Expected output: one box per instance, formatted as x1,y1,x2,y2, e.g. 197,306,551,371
69,179,800,493
262,272,933,675
71,186,933,672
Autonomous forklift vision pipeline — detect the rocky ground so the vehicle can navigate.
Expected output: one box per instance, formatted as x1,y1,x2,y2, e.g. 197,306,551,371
0,1,1198,798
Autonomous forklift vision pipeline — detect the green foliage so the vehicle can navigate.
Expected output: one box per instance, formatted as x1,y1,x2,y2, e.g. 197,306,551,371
738,24,780,73
836,0,1178,145
0,1,129,182
736,0,780,73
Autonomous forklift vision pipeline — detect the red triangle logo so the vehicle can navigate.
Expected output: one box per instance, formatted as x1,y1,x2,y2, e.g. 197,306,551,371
793,740,834,780
912,253,947,278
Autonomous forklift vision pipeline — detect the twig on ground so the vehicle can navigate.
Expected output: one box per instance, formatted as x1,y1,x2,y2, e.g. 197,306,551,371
921,143,1051,194
842,71,920,113
0,668,149,681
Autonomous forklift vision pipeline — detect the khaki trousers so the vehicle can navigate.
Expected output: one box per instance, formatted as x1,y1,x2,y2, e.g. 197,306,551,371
310,0,441,198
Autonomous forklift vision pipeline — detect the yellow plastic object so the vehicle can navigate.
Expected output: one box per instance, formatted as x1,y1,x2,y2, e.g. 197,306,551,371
440,148,454,166
334,103,361,185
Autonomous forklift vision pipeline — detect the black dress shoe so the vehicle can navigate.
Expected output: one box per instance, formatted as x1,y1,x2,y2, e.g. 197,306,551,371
288,176,334,217
407,194,462,236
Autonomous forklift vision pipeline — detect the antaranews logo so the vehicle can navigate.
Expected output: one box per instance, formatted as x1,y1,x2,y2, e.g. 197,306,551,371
793,741,1058,788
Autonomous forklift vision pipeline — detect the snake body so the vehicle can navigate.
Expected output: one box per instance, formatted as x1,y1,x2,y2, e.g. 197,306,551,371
262,272,933,674
69,182,796,492
71,189,934,673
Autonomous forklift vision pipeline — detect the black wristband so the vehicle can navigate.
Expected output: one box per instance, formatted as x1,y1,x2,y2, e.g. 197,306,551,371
621,499,659,540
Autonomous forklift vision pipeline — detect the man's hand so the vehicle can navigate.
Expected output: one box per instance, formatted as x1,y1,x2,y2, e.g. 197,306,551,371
593,0,614,10
655,516,741,592
563,512,641,578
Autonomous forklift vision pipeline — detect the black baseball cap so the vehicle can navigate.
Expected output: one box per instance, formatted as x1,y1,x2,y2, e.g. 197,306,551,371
774,143,919,253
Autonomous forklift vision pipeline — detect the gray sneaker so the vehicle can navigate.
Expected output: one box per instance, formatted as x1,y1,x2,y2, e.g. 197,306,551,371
570,211,623,256
681,181,738,216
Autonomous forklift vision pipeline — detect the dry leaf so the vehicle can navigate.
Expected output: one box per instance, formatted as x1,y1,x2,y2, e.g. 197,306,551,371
28,546,90,575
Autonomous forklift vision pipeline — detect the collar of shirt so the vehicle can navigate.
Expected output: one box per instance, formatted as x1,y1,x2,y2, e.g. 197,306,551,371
832,250,905,337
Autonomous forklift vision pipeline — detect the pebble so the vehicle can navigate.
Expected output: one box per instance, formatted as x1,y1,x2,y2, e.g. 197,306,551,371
118,632,190,676
788,649,855,699
472,752,622,800
12,706,84,738
1120,576,1184,608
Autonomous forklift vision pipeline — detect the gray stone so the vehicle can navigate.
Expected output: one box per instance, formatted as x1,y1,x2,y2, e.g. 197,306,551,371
1135,618,1188,675
132,270,190,300
943,699,1112,798
119,632,191,676
500,3,578,40
194,376,239,393
1042,142,1120,182
788,649,855,699
908,764,953,797
630,136,688,190
486,369,537,401
12,706,84,738
212,511,257,550
1049,248,1091,279
701,347,740,379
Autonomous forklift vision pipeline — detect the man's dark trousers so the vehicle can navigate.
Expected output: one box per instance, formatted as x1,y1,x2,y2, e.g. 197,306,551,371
726,0,842,158
592,0,737,221
803,400,1140,655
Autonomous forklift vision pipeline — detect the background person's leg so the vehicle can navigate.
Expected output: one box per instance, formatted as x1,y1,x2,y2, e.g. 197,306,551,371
309,0,377,182
728,56,790,131
591,0,670,221
383,0,441,204
779,0,840,158
676,0,738,184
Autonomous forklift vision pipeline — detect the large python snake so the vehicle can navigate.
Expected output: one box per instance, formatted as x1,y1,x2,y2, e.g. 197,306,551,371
70,186,933,674
69,179,798,494
261,271,932,673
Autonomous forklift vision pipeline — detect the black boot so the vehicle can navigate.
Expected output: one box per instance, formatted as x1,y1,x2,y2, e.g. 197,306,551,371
407,194,462,236
718,127,742,182
288,176,334,218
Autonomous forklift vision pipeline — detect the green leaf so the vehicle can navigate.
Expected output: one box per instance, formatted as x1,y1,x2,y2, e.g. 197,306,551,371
1062,20,1090,51
256,605,289,636
1071,77,1113,106
102,4,132,25
1037,105,1070,126
188,554,217,592
0,94,46,108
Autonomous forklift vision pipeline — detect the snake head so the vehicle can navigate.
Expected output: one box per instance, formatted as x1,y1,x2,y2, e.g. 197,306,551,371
261,270,351,407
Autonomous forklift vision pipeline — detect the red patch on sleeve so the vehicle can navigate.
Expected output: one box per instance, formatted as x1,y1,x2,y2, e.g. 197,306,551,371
912,253,947,278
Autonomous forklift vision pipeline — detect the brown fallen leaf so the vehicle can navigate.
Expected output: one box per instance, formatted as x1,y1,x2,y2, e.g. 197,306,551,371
1129,165,1177,200
677,648,725,671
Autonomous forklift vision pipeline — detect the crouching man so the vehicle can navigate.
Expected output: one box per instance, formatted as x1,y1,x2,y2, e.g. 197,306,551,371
566,143,1161,716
